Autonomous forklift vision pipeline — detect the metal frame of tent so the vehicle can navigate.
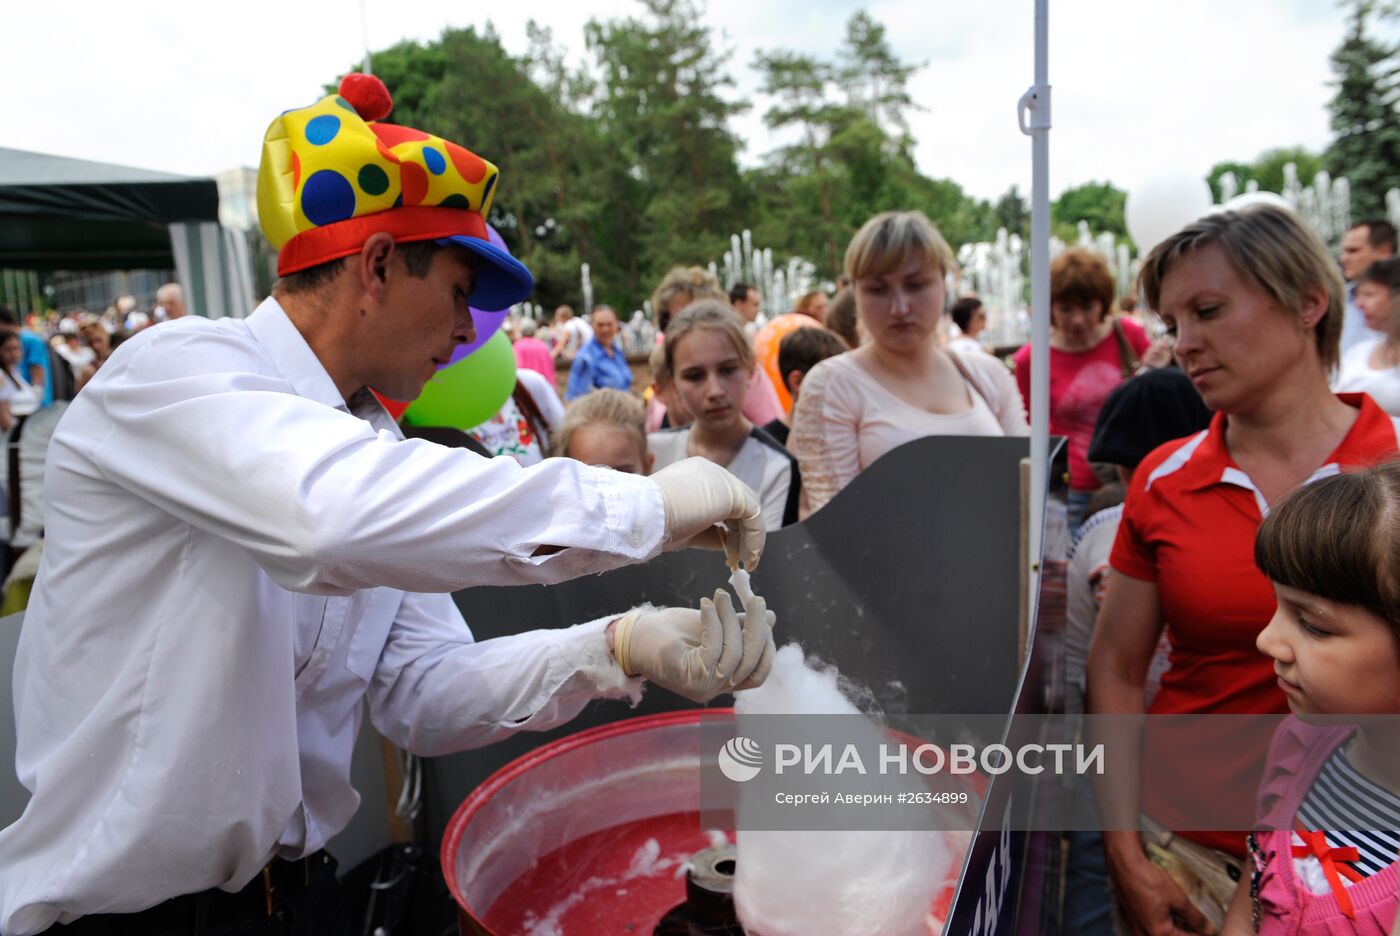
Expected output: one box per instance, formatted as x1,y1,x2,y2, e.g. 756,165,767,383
0,146,254,319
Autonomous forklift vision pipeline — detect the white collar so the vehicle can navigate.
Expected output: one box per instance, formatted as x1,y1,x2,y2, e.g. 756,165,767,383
246,296,348,411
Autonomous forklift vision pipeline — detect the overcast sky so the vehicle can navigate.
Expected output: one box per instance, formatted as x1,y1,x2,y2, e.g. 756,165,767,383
4,0,1348,201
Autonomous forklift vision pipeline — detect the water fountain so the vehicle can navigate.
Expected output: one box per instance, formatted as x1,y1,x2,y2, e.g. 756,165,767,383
956,228,1028,348
580,262,594,317
718,230,818,322
953,161,1384,347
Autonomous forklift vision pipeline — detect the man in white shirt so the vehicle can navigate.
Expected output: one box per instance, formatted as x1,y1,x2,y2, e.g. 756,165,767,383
946,296,990,356
729,282,762,325
1339,219,1397,353
0,74,774,935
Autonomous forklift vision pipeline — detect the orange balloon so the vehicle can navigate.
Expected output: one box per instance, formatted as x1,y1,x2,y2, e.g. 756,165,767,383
753,313,828,413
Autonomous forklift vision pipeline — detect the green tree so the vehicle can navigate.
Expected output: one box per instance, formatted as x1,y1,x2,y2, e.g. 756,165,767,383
352,39,449,129
1206,159,1257,202
994,186,1029,240
425,27,598,309
585,0,748,295
1325,0,1400,216
1253,146,1324,194
904,175,996,249
751,48,848,272
1052,181,1127,240
838,11,921,144
1207,147,1324,201
752,10,944,277
341,27,612,310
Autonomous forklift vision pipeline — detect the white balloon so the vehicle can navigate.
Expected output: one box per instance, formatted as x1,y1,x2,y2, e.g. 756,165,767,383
1220,190,1294,213
1125,172,1215,253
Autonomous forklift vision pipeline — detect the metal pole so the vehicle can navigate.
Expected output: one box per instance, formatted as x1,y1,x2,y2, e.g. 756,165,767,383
359,0,373,75
1019,0,1051,594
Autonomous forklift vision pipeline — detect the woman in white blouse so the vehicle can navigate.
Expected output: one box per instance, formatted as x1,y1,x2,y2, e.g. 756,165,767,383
0,332,40,431
1334,257,1400,414
789,211,1027,516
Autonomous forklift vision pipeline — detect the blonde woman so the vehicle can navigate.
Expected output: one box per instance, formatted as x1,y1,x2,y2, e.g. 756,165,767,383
555,389,653,476
650,266,725,335
1088,206,1400,934
789,211,1027,516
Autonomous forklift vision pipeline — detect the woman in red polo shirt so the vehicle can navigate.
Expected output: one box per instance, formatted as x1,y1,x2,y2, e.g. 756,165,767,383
1087,205,1400,935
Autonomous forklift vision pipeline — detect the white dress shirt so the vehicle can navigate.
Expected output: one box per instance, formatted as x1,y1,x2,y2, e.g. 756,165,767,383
1340,283,1386,355
0,298,666,934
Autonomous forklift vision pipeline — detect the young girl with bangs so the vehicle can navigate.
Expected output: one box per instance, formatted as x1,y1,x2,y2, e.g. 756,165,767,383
648,300,800,530
1220,462,1400,934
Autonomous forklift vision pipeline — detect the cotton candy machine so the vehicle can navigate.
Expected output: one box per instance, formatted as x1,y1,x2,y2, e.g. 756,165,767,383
441,711,973,936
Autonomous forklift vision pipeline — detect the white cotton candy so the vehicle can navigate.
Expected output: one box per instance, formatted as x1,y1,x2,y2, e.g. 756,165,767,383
728,568,755,606
732,645,953,936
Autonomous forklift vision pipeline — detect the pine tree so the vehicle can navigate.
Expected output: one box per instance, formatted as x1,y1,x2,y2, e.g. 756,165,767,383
837,12,921,146
585,0,748,292
1325,0,1400,216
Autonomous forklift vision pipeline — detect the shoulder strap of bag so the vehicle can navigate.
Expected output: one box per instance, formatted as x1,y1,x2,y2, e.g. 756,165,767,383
1112,318,1141,379
946,350,991,409
512,381,549,450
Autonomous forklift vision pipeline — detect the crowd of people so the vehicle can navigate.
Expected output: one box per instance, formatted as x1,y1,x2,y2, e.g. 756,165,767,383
7,190,1400,933
0,282,193,582
452,207,1400,935
8,60,1400,935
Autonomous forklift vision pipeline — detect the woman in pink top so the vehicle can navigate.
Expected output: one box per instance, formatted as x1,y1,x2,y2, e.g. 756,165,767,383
790,211,1027,517
512,318,557,383
1220,463,1400,935
1012,249,1151,532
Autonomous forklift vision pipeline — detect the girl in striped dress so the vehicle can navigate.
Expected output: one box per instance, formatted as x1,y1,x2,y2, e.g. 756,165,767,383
1222,461,1400,934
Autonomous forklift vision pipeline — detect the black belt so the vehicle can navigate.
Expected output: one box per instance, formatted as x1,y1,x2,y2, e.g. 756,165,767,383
59,851,335,935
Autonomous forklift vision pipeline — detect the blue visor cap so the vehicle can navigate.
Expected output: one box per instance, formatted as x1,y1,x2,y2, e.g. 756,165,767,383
437,235,535,312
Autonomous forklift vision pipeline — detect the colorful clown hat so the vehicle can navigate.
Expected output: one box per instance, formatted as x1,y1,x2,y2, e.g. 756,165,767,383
257,73,533,312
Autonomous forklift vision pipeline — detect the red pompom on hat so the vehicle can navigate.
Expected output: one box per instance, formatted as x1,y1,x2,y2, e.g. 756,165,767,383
338,73,393,121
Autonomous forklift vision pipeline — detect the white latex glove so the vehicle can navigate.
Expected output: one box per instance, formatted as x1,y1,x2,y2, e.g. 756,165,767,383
611,590,776,703
649,457,766,571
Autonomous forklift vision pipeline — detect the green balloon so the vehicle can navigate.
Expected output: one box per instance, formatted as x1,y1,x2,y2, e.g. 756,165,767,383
403,331,517,430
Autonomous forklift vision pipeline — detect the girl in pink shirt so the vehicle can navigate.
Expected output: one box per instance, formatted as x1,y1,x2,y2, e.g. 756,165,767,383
1222,462,1400,934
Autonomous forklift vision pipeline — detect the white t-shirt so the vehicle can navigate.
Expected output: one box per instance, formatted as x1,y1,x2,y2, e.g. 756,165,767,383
648,426,799,530
1334,337,1400,416
1066,505,1170,715
561,318,594,358
946,335,988,356
0,370,40,417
